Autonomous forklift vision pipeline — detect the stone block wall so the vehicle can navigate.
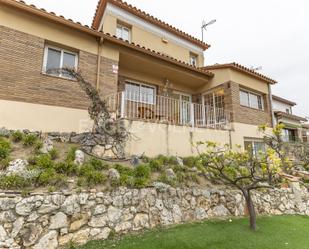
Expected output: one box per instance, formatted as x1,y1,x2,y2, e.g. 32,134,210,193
0,185,308,248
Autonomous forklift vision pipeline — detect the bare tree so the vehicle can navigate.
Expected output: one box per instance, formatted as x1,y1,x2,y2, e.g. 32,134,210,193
50,68,129,159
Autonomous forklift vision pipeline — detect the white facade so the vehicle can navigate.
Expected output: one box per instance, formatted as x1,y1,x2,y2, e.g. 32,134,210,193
272,99,293,114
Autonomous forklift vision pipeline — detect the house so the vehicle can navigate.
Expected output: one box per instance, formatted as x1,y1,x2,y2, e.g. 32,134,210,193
302,124,309,143
272,95,307,142
0,0,278,156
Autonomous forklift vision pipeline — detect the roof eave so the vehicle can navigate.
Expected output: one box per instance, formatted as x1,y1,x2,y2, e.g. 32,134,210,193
272,95,297,106
103,34,214,78
2,0,213,79
203,63,277,84
92,0,210,50
275,112,307,122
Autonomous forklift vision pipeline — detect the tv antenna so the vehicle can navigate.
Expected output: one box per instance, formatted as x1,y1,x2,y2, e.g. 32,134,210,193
201,19,216,42
250,66,263,71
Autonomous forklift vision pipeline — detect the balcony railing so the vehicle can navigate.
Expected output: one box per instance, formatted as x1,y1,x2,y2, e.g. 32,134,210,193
104,92,230,129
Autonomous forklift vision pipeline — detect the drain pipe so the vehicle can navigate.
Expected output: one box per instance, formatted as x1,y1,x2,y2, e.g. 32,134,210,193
96,37,104,90
268,83,276,127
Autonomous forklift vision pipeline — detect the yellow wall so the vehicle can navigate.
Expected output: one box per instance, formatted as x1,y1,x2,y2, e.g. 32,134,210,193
230,122,269,149
0,5,118,61
124,120,230,157
124,121,271,156
0,100,271,155
102,13,204,66
0,100,93,132
202,68,270,94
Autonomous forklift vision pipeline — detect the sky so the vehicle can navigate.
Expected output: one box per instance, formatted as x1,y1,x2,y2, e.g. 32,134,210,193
24,0,309,117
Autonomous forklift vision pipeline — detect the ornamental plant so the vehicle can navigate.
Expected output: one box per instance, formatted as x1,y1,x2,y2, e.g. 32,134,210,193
198,125,289,231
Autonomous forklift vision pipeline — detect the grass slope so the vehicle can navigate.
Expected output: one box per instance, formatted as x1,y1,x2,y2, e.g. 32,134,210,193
79,216,309,249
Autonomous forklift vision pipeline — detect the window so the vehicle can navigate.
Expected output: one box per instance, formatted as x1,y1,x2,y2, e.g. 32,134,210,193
282,128,296,142
286,108,291,114
302,131,308,143
116,23,131,41
240,90,264,110
190,53,198,67
43,45,78,78
203,89,225,124
125,81,156,104
244,139,266,156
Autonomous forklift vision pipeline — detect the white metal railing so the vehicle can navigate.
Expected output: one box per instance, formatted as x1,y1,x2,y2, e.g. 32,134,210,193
104,92,230,129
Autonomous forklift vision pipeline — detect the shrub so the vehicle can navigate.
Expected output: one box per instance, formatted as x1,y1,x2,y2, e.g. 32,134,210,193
66,146,78,162
148,159,164,172
37,168,67,187
113,164,133,175
183,156,203,170
112,164,134,186
88,158,109,170
34,141,43,153
112,164,151,188
0,138,11,160
77,164,106,187
11,131,24,143
0,174,31,189
0,158,11,170
156,155,178,165
54,161,77,176
49,148,59,160
159,172,177,186
34,154,54,169
22,134,38,147
133,164,151,188
176,171,198,186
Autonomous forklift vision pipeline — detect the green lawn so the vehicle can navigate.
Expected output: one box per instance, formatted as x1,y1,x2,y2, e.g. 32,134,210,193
79,216,309,249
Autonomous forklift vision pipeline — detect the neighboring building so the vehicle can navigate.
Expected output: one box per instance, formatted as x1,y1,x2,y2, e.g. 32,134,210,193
272,95,307,142
0,0,280,156
302,124,309,143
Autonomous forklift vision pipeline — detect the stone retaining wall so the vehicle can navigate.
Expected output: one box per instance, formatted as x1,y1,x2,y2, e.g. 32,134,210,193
0,185,308,248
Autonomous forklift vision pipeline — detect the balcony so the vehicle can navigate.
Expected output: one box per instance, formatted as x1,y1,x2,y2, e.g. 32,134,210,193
105,92,230,129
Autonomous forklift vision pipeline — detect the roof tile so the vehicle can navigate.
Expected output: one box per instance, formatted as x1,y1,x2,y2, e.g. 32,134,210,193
2,0,214,77
203,62,277,84
92,0,210,50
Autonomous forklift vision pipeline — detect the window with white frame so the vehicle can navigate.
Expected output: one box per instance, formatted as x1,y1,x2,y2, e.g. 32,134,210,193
43,45,78,78
189,53,198,67
240,89,264,110
116,23,131,41
244,139,266,156
125,81,156,104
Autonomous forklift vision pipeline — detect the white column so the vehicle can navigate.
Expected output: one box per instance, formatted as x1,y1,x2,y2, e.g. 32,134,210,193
190,103,195,128
201,95,206,126
213,93,217,125
120,91,126,118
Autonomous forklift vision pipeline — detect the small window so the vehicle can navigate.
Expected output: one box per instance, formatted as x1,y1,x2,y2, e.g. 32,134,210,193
116,23,131,41
286,108,291,114
125,81,156,104
240,90,264,110
244,139,266,156
282,128,296,142
302,131,308,143
190,53,198,67
43,45,78,79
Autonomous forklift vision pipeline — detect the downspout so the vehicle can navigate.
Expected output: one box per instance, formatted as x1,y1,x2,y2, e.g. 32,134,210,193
96,37,104,90
268,83,276,127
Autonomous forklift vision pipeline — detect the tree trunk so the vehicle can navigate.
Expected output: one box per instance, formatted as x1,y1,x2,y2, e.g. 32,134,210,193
242,189,257,231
